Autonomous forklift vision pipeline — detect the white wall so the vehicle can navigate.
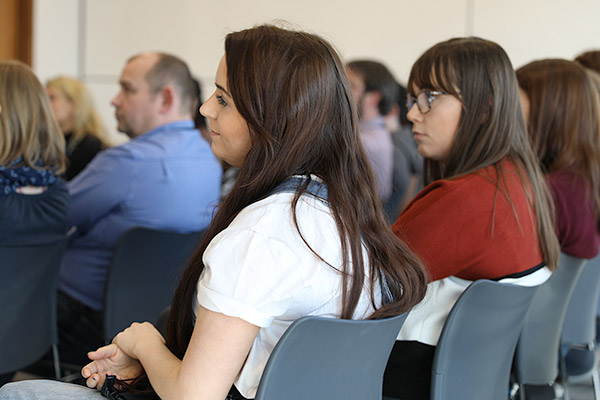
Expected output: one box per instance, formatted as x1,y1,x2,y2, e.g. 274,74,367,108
32,0,600,142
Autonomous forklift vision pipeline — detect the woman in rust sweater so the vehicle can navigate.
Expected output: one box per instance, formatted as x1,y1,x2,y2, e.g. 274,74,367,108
383,38,560,399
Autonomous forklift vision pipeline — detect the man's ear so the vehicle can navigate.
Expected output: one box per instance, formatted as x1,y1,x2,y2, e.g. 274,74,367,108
387,103,400,119
364,90,382,109
158,85,175,114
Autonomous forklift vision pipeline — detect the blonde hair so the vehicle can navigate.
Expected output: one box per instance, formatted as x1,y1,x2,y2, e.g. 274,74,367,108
46,75,109,150
0,60,65,172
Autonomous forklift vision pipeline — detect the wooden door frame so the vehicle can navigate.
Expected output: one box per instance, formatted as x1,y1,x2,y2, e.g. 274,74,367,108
0,0,33,65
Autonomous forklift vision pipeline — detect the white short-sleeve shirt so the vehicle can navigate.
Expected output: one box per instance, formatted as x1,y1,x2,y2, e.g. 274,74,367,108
194,186,380,398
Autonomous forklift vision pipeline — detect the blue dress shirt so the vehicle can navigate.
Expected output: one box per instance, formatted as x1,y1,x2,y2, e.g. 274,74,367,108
59,120,222,310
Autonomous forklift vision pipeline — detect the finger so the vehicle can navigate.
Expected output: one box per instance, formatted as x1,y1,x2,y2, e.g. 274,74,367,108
88,344,118,360
85,374,99,389
94,374,107,391
81,362,97,378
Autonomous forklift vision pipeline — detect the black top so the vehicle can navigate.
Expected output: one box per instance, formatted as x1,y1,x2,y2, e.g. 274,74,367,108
0,180,70,245
65,133,103,181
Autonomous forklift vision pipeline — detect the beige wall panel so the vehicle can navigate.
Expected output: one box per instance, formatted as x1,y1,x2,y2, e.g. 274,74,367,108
472,0,600,69
32,0,79,81
84,0,468,84
33,0,600,143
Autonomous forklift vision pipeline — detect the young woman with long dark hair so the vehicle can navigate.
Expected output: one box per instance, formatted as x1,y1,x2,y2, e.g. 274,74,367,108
0,25,427,400
382,37,560,399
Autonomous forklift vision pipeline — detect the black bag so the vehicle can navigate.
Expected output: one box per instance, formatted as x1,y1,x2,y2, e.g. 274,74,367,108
101,375,157,400
101,374,250,400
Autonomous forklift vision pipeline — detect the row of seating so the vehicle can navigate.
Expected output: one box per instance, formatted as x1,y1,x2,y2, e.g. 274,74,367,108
268,254,600,399
2,228,600,399
0,227,204,381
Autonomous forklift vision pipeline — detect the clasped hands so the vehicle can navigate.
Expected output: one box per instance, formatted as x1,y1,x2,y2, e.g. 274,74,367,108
81,321,165,390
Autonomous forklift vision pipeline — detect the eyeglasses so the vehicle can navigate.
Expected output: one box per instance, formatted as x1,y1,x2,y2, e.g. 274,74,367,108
406,90,449,114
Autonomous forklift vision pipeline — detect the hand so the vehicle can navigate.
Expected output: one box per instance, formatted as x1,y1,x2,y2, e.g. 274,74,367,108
112,321,166,359
81,344,144,390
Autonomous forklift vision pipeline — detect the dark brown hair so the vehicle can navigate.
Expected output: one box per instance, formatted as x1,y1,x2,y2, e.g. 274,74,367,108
517,59,600,219
575,50,600,74
347,60,399,115
408,37,559,270
167,24,427,359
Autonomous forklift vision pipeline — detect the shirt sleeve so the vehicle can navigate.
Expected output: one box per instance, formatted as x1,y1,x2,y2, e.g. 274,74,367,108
66,149,130,237
197,227,310,328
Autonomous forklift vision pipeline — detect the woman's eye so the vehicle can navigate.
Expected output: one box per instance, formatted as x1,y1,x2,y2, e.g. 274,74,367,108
216,95,227,106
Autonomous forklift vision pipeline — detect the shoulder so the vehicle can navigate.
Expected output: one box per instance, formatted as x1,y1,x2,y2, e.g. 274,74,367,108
77,134,102,149
231,191,331,237
128,125,212,161
547,169,586,194
407,169,494,208
206,190,335,263
202,193,330,287
394,165,508,234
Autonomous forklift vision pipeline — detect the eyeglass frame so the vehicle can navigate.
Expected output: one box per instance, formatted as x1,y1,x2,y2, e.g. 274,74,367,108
406,90,450,114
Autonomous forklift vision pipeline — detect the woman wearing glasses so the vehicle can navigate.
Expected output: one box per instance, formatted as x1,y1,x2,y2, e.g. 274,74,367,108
382,38,560,399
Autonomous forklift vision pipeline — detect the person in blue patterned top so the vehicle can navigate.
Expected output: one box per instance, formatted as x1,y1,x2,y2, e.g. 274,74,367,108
0,60,70,386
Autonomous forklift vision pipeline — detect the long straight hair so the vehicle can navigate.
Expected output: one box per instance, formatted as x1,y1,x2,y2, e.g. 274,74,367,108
167,25,427,359
0,61,65,172
517,59,600,219
408,37,559,270
46,76,109,150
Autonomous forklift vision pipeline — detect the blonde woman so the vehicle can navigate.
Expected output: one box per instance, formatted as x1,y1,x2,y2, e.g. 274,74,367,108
0,60,70,386
46,76,109,180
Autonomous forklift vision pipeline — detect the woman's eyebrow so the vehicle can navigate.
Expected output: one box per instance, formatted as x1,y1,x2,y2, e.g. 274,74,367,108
215,83,231,97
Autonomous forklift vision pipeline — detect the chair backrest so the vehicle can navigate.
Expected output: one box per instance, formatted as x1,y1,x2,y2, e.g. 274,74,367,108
562,254,600,346
0,238,67,374
103,226,204,342
431,279,537,400
513,253,586,385
254,313,409,400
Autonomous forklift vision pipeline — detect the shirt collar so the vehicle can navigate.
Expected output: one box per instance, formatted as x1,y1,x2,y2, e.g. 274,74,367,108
137,120,196,140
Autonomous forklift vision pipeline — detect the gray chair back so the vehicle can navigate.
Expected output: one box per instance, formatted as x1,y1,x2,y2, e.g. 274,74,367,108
560,253,600,399
0,238,66,376
563,254,600,346
254,313,409,400
431,279,537,400
103,226,204,342
513,253,586,385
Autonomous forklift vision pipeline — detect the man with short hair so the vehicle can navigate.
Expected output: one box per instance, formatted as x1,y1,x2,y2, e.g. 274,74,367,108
57,52,222,365
346,60,397,203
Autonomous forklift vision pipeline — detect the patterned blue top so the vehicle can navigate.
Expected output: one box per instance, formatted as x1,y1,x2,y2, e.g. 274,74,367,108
0,158,58,197
58,120,222,310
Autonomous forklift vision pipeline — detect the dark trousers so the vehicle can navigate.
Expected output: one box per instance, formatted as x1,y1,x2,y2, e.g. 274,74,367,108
383,340,435,400
17,292,104,380
227,385,250,400
56,291,105,367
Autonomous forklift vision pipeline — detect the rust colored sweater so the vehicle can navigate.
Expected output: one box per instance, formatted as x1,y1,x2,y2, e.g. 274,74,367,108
392,160,544,282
